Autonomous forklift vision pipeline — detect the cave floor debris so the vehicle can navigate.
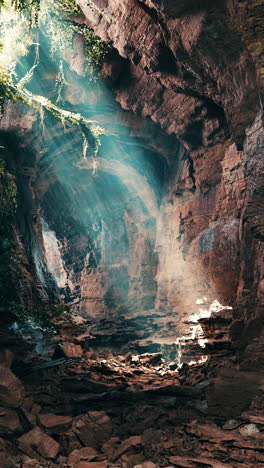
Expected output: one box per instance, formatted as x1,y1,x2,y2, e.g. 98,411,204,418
0,317,264,468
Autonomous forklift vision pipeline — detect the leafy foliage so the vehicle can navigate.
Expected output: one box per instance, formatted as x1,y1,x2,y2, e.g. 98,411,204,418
77,24,110,76
40,0,110,79
10,0,41,26
55,0,81,17
0,0,110,156
0,56,106,157
0,158,17,220
9,300,52,329
0,0,110,323
0,156,53,328
0,156,18,306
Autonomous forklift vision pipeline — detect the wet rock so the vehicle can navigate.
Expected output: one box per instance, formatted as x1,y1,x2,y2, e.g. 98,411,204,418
0,365,24,407
38,413,73,433
73,411,112,448
17,426,60,461
131,353,163,367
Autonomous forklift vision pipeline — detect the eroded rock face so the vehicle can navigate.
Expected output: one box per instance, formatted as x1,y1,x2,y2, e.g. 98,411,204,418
0,0,263,364
77,0,261,149
0,365,24,407
73,0,264,358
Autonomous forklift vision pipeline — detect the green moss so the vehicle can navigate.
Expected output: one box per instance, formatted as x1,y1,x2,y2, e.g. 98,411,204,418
76,24,110,77
56,0,81,17
10,0,41,26
9,300,53,329
0,158,17,220
40,0,109,81
0,157,18,307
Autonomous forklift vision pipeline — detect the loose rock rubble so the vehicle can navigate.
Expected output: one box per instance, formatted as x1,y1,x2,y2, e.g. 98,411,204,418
0,314,263,468
0,308,263,468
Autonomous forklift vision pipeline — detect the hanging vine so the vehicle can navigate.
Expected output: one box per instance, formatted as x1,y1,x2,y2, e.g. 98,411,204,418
0,72,105,156
0,0,110,157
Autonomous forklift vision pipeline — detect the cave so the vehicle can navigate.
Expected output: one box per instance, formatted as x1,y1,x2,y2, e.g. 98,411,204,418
0,0,263,467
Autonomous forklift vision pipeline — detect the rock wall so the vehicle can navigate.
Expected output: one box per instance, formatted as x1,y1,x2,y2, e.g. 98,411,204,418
0,103,58,320
0,0,263,364
72,0,264,359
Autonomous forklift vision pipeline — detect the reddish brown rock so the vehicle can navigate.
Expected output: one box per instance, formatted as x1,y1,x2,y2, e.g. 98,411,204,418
134,463,157,468
18,426,60,461
101,437,121,460
68,447,98,464
169,456,231,468
113,435,142,461
60,429,83,454
0,407,23,436
73,411,112,448
38,413,72,433
55,342,83,358
21,458,41,468
74,463,108,468
0,365,24,407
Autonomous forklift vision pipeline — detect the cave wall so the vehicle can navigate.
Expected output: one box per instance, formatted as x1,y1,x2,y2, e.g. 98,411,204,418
0,102,58,322
0,0,263,362
73,0,264,355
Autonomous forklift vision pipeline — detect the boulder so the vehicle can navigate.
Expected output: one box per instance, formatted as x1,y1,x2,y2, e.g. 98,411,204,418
73,411,112,448
38,413,72,433
0,365,24,407
18,426,60,461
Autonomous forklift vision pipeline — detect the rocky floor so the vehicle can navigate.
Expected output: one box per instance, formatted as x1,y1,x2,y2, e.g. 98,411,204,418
0,313,263,468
